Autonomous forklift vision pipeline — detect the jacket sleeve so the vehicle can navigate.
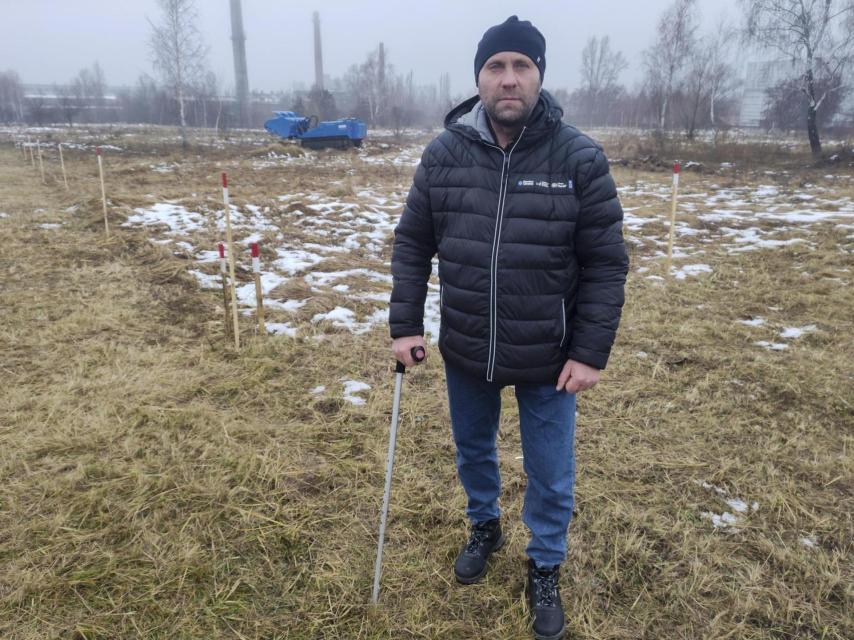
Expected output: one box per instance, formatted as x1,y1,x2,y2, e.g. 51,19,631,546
389,148,438,338
567,148,629,370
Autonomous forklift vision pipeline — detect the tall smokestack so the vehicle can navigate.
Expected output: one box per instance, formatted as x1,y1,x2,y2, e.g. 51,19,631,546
313,11,324,91
378,42,385,89
230,0,250,127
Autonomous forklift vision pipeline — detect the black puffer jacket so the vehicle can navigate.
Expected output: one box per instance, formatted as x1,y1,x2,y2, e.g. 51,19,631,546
390,90,628,384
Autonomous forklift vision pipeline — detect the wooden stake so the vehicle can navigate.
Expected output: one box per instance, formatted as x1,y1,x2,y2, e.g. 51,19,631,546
97,147,110,237
36,140,46,184
251,242,266,336
219,243,233,341
58,143,69,190
222,172,240,349
27,137,35,167
666,161,680,277
20,139,26,162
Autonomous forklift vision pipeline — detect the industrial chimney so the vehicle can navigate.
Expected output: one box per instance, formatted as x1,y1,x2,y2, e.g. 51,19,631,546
313,11,324,91
230,0,250,127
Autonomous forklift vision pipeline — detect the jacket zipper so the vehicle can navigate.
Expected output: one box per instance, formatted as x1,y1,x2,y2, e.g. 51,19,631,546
559,298,566,347
483,128,526,382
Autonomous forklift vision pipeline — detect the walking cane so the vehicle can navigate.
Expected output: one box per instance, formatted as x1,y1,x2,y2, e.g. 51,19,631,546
371,345,426,604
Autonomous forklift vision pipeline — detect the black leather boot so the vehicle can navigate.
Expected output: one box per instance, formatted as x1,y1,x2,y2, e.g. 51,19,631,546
453,518,505,584
526,559,565,640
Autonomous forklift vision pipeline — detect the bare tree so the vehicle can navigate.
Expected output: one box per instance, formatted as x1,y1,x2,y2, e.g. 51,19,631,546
578,36,628,125
741,0,854,156
71,62,106,123
55,84,80,126
149,0,208,148
683,24,737,138
25,96,47,125
0,70,24,122
643,0,699,129
343,45,394,126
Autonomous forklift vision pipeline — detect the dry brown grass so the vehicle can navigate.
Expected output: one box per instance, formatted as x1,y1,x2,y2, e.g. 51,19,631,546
0,128,852,639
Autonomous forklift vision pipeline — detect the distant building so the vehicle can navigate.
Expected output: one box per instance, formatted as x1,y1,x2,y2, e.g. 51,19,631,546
738,59,854,128
737,59,800,127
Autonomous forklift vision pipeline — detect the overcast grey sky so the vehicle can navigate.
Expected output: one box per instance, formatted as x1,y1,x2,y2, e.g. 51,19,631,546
2,0,743,96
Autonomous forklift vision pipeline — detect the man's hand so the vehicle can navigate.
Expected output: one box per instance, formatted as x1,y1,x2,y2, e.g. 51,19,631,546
556,359,600,393
392,335,427,367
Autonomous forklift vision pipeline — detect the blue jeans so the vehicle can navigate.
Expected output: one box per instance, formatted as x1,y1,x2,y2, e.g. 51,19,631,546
445,361,577,568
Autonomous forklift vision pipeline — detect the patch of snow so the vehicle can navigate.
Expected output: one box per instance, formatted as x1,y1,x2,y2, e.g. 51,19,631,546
779,325,816,339
701,511,739,529
800,536,817,549
266,298,308,313
124,202,206,235
189,270,220,289
235,272,287,307
755,341,789,351
739,317,766,327
274,248,325,275
267,322,297,337
672,263,712,280
342,380,371,406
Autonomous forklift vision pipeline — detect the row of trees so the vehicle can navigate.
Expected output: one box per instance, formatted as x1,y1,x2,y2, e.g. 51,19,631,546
1,0,852,155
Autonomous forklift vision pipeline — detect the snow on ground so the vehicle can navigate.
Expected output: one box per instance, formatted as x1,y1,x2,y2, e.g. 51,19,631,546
671,263,712,280
342,380,371,406
113,145,849,347
695,479,759,530
124,202,206,235
755,341,789,351
779,325,817,339
267,322,297,337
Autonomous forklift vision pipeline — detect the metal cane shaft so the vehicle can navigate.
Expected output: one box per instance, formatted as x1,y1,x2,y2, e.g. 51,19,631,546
371,371,405,604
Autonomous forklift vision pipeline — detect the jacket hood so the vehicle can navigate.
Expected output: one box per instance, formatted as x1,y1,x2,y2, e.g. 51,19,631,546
444,89,564,148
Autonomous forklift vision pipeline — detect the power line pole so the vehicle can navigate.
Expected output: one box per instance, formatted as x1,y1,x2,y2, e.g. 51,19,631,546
313,11,324,90
230,0,250,127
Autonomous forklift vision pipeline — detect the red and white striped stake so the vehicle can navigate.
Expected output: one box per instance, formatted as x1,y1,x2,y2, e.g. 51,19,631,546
36,140,46,184
222,172,240,349
219,242,233,341
97,147,110,237
666,161,680,276
251,242,266,336
58,143,68,190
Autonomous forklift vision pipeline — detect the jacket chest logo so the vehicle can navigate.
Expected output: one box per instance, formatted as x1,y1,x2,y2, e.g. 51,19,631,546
514,178,573,193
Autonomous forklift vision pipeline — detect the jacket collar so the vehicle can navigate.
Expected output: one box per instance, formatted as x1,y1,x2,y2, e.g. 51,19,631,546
444,89,563,150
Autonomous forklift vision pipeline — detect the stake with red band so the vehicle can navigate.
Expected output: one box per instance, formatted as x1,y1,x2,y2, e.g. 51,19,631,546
666,161,681,276
222,172,240,348
251,242,266,336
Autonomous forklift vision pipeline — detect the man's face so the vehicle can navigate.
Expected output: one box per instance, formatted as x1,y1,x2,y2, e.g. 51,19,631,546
477,51,541,129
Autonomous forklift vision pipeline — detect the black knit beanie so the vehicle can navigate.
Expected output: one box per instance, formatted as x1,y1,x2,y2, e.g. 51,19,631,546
474,16,546,84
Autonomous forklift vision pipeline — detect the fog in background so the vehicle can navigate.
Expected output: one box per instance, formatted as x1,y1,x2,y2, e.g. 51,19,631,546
2,0,740,95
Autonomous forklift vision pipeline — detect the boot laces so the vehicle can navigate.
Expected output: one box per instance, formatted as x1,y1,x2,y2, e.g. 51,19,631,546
464,523,493,554
532,567,559,607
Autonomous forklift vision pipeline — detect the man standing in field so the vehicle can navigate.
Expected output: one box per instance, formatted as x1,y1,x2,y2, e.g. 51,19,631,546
389,15,628,640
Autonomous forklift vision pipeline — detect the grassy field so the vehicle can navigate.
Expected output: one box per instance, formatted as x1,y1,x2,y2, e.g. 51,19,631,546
0,126,852,639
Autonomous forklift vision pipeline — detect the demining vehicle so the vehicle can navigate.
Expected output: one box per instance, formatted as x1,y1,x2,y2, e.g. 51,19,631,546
264,111,367,149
